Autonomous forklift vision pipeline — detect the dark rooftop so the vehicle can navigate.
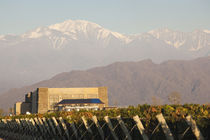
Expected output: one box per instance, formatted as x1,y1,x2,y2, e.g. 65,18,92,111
57,98,104,105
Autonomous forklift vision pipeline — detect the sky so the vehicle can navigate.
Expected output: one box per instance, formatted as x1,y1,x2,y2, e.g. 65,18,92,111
0,0,210,35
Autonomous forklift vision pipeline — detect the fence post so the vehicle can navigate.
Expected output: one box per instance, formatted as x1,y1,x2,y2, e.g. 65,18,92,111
133,115,149,140
6,119,12,131
0,119,3,129
18,119,28,139
104,116,119,140
1,119,9,138
20,119,29,136
25,118,34,136
30,118,42,139
81,116,93,134
116,115,132,140
38,118,48,135
34,117,45,138
92,116,104,140
42,117,53,137
59,117,70,139
2,119,10,138
15,119,23,133
47,118,57,137
156,113,174,140
185,115,204,140
16,119,26,137
21,118,34,139
7,119,18,139
6,119,14,133
2,119,9,130
30,118,38,132
52,117,63,137
13,119,20,133
67,116,79,139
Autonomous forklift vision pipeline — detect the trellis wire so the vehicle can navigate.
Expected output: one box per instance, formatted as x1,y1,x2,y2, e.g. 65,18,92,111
0,113,208,140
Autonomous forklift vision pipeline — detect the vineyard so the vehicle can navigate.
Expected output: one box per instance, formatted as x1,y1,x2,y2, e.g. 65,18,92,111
0,104,209,139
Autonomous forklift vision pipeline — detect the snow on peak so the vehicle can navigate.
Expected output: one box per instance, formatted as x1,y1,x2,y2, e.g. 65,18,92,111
22,27,52,38
0,35,5,40
2,20,209,51
203,30,210,34
148,28,210,51
148,28,187,48
48,20,102,33
48,19,131,43
13,19,132,49
164,40,185,48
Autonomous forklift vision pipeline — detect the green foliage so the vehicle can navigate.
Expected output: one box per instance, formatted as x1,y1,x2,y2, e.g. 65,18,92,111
1,104,209,139
2,104,209,127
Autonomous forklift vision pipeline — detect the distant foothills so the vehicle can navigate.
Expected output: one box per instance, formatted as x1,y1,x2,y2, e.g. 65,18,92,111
0,20,210,95
0,56,209,111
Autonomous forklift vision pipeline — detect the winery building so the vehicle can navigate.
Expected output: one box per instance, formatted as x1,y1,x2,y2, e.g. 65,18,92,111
14,87,108,115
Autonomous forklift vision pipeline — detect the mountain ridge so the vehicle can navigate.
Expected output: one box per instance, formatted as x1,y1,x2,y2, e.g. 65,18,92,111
0,19,209,94
0,56,209,111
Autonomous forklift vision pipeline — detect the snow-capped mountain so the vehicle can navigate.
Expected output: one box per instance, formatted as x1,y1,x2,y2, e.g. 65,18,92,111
0,20,209,94
148,28,210,52
203,30,210,34
2,20,209,51
18,20,131,49
48,20,130,43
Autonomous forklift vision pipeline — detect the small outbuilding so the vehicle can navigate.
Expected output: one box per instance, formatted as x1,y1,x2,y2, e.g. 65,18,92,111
56,98,105,111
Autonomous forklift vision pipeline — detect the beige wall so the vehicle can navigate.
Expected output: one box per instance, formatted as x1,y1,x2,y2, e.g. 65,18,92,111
14,102,22,115
98,87,108,107
37,88,49,114
47,88,100,110
23,87,108,114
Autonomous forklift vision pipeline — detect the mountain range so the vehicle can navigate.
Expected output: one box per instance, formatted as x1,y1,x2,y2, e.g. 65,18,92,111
0,20,210,94
0,56,209,111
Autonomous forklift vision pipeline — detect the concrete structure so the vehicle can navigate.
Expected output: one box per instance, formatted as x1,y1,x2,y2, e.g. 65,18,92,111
14,87,108,115
14,102,31,115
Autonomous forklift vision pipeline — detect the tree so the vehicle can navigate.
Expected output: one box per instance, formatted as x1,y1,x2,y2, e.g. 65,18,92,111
151,96,162,105
168,91,181,104
113,99,118,107
0,108,4,116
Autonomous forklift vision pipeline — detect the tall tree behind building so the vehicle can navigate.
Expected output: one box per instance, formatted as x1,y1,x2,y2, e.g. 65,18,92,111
168,91,181,104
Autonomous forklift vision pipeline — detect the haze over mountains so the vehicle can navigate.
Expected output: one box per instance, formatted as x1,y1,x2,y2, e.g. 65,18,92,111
0,56,209,111
0,20,210,94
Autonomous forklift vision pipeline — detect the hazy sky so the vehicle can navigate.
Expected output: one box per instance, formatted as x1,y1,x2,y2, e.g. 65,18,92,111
0,0,210,35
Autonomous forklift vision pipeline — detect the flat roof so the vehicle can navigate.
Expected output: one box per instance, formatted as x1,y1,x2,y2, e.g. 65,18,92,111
57,98,104,105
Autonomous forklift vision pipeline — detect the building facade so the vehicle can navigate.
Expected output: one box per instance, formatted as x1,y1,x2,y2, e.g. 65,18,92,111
57,98,105,111
14,87,108,115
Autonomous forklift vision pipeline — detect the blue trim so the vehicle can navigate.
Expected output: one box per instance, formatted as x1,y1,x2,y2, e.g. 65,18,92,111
58,98,104,104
